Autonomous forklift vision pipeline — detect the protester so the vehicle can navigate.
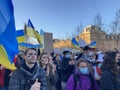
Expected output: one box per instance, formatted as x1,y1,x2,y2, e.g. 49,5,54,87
9,48,47,90
66,58,99,90
100,51,120,90
54,54,62,90
61,50,75,90
81,46,93,63
38,52,57,90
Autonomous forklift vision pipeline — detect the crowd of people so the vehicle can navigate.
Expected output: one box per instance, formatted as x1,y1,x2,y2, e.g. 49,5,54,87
0,46,120,90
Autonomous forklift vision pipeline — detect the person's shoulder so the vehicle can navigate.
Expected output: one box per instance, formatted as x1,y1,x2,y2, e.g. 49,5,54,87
103,70,111,75
38,67,46,74
102,69,114,78
10,68,22,79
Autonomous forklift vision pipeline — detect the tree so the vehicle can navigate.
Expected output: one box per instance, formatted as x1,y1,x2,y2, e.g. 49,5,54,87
92,13,106,32
110,9,120,35
92,13,106,50
75,22,83,39
110,9,120,48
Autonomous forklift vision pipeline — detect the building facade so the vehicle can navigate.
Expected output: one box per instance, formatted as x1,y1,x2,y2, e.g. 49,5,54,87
54,25,120,51
80,25,120,51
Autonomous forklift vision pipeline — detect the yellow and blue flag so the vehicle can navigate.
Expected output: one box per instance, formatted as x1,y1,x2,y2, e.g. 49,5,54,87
28,19,35,29
71,38,79,46
88,41,96,48
27,19,42,45
19,19,42,48
71,38,83,51
40,29,44,48
16,29,26,43
0,0,18,70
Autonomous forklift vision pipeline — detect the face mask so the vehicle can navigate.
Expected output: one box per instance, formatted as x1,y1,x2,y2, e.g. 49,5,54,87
65,55,71,59
98,63,102,68
79,67,89,74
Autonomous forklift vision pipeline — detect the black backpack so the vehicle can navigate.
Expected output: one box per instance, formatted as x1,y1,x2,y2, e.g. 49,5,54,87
73,74,80,90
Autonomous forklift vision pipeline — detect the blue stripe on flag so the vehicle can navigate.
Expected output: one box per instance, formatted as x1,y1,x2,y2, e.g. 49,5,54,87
16,29,25,37
19,42,42,48
0,0,18,65
71,38,79,46
28,19,35,29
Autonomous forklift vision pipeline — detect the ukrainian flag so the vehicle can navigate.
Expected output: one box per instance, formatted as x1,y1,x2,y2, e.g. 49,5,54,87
0,0,18,70
88,41,97,48
20,19,42,48
16,29,26,43
27,19,42,45
71,38,79,46
71,38,83,51
40,29,44,48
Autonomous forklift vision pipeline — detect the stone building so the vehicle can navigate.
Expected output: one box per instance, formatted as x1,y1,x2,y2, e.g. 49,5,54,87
80,25,120,51
53,25,120,51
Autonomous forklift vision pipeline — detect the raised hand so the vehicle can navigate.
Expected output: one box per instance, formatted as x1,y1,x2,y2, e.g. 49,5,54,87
30,78,41,90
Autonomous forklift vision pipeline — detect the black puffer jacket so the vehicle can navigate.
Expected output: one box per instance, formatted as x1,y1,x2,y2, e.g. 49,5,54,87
9,62,47,90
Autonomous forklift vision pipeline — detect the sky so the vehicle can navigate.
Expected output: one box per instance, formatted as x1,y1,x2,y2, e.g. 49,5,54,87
12,0,120,39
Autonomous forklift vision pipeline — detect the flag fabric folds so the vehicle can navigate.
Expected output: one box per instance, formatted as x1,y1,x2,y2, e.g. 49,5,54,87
16,29,26,43
0,0,18,70
19,42,41,48
88,41,96,48
71,38,79,46
71,38,83,51
28,19,35,29
24,19,42,48
40,29,44,48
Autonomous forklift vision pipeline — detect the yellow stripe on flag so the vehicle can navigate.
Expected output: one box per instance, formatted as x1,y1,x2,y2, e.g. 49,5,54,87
0,45,16,70
26,27,42,45
17,36,26,43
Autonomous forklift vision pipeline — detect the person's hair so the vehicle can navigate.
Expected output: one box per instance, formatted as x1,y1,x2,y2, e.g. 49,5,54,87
24,48,37,55
92,53,98,60
76,58,93,75
63,50,70,55
83,46,90,51
102,51,120,75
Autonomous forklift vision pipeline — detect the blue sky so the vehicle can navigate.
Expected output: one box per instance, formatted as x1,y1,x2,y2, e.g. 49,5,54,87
12,0,120,39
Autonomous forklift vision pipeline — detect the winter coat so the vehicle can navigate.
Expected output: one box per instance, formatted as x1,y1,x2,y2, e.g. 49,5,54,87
9,62,47,90
66,70,99,90
61,57,75,82
100,69,120,90
46,64,57,90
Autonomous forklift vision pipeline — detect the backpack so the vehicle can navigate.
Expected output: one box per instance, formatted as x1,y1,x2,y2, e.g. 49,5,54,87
73,74,80,90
